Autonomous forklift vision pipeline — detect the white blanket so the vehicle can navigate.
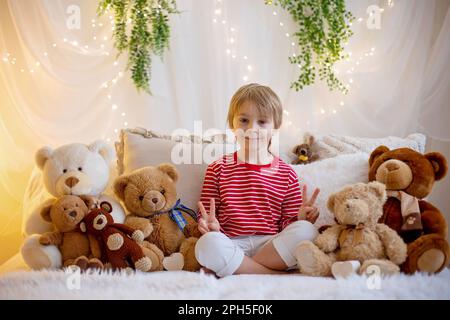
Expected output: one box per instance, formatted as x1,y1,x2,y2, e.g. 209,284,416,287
1,268,449,300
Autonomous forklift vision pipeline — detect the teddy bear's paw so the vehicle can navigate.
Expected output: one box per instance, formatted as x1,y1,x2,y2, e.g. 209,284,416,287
359,259,400,277
417,248,446,273
87,258,104,270
74,256,89,270
135,256,152,272
163,253,185,271
331,261,360,279
131,230,144,244
295,241,332,276
295,241,319,275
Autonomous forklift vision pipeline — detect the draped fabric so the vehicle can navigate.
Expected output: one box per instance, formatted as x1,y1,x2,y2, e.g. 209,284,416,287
1,0,449,263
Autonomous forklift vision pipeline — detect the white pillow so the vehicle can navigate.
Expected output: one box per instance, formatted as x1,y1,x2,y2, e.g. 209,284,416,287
283,132,426,164
116,128,237,210
293,152,370,228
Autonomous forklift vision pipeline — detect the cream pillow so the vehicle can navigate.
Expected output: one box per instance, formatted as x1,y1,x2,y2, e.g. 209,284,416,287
116,128,237,210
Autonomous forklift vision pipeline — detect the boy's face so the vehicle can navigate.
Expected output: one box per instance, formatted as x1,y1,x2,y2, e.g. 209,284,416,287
232,100,274,151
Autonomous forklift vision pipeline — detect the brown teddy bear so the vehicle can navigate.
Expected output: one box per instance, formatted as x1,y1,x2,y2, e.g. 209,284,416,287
369,146,449,274
113,164,202,272
80,201,159,272
291,134,319,165
296,182,407,277
39,195,103,269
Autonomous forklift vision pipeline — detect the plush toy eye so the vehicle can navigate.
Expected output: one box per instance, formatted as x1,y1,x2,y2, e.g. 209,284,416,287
161,189,166,195
139,196,144,201
75,203,79,207
63,169,67,173
78,167,82,171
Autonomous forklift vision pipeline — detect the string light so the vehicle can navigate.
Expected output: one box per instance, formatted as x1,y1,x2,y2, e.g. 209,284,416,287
213,0,253,83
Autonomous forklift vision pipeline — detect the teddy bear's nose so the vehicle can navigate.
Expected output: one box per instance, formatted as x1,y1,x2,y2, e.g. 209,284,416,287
385,162,400,172
65,177,79,187
97,218,104,225
69,211,77,218
139,196,144,201
152,198,158,204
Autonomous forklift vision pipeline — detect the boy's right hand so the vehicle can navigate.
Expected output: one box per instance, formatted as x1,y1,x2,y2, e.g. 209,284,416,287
198,199,220,234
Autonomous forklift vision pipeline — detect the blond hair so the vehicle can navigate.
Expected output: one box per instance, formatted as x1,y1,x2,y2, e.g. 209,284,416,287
227,83,283,129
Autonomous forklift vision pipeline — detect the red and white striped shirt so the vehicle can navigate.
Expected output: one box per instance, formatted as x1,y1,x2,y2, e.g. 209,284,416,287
199,152,302,237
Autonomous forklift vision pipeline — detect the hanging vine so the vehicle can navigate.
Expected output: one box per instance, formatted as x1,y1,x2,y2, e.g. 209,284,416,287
98,0,179,93
266,0,354,94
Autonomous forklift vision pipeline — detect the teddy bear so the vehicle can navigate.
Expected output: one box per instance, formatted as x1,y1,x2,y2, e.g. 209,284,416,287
39,195,103,269
295,181,407,277
291,133,319,165
20,140,126,270
80,201,156,272
368,146,449,274
113,164,202,272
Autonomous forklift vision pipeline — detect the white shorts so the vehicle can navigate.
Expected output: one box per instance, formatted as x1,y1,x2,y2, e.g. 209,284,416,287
194,220,318,277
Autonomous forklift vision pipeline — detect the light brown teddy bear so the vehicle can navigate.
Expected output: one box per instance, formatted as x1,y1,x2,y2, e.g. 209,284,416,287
114,164,202,272
295,181,407,278
39,195,103,269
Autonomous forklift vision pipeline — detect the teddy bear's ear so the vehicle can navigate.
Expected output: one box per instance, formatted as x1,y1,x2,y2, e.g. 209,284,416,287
113,175,129,201
88,140,115,163
425,152,448,181
327,194,336,212
79,195,98,210
304,132,315,146
158,163,179,182
369,145,390,167
40,203,53,222
35,146,53,170
367,181,387,202
100,201,113,213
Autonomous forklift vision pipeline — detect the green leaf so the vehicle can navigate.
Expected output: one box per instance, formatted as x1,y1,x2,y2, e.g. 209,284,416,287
267,0,354,94
98,0,179,93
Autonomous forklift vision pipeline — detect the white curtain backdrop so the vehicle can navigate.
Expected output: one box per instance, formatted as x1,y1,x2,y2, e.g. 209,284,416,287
1,0,450,262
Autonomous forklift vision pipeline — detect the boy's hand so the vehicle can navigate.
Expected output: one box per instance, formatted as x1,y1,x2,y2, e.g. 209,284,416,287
298,185,320,224
198,199,220,234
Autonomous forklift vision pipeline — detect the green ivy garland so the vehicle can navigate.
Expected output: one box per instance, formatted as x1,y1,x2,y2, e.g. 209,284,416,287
98,0,179,93
266,0,354,94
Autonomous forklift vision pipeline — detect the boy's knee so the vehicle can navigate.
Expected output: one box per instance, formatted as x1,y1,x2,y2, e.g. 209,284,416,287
195,232,229,266
195,232,244,277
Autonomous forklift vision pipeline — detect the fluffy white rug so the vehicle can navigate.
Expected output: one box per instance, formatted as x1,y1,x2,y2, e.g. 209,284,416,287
1,268,449,300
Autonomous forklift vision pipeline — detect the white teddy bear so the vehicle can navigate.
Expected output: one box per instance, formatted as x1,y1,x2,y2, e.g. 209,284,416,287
21,140,125,270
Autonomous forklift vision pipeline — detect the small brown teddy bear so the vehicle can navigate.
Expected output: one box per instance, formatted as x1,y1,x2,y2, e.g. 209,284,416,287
295,182,407,277
369,146,449,274
39,195,103,269
292,133,319,165
80,201,154,272
114,164,202,272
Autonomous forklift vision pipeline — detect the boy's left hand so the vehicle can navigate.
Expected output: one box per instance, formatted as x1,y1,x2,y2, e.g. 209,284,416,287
298,185,320,224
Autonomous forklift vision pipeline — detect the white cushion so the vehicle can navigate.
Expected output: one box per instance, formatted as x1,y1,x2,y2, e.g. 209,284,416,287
283,132,426,164
292,152,370,227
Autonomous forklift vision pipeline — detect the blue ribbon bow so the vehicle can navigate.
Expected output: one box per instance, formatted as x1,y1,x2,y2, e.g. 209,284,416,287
154,199,198,232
